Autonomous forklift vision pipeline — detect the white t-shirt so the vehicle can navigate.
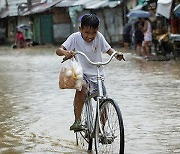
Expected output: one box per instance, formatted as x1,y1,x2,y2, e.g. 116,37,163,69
62,31,111,79
144,20,152,41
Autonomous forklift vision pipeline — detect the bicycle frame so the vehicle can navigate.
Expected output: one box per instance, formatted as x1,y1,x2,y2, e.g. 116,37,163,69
74,51,118,136
95,66,106,136
74,51,117,99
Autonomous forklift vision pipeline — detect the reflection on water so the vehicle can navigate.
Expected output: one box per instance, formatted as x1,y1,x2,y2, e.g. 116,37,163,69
0,47,180,154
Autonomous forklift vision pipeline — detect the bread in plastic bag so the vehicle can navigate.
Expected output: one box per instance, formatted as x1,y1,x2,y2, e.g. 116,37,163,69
59,57,83,91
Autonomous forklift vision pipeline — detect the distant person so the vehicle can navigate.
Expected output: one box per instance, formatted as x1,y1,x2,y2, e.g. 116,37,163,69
140,18,152,57
135,22,144,56
123,23,132,51
15,30,25,48
25,29,32,47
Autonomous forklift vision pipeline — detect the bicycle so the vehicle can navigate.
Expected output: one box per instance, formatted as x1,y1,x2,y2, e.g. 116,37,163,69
63,51,124,154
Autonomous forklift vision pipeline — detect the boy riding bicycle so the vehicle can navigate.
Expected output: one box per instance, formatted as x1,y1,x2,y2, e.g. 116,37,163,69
56,14,124,131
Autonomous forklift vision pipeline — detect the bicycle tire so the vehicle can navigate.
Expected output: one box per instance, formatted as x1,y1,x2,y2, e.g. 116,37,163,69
94,98,124,154
75,96,95,151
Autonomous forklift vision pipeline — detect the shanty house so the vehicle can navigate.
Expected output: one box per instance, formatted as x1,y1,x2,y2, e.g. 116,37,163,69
20,0,124,45
1,0,124,45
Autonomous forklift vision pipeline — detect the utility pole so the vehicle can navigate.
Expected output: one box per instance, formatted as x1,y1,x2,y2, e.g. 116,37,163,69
27,0,32,10
122,0,128,25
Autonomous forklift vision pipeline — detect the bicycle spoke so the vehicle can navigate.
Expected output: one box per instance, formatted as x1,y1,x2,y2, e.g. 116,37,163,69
75,97,96,151
95,99,124,154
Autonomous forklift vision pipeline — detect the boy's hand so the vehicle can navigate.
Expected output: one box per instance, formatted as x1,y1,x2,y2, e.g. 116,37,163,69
115,52,125,61
64,50,74,59
62,51,75,63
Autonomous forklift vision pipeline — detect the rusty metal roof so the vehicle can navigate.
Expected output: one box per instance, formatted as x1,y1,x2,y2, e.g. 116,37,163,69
22,0,62,15
21,0,122,16
55,0,122,9
85,0,108,9
55,0,76,7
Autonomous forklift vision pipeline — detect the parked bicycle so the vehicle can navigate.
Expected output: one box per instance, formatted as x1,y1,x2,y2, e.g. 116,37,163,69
64,51,125,154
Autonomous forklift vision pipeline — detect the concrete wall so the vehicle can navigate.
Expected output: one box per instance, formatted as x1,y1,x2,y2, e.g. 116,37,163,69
97,7,123,44
52,8,72,43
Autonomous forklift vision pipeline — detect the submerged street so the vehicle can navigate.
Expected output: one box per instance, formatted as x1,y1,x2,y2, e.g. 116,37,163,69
0,46,180,154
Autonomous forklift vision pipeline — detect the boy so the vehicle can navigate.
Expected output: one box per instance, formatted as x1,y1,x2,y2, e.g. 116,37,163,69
56,14,124,131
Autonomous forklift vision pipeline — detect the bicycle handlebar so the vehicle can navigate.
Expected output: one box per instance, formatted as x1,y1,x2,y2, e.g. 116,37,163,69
61,51,118,66
74,51,117,66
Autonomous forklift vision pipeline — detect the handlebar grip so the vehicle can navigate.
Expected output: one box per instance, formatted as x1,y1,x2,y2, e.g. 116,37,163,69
61,55,74,63
61,57,68,63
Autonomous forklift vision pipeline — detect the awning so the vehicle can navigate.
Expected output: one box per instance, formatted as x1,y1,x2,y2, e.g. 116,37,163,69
157,0,172,4
156,0,172,19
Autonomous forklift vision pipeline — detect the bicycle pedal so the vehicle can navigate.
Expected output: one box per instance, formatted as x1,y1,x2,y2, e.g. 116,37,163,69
73,127,85,133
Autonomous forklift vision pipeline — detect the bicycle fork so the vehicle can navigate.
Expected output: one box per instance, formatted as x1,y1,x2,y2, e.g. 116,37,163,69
95,66,105,136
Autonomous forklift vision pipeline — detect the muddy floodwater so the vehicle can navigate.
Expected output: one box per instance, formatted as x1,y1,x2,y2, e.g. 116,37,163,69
0,46,180,154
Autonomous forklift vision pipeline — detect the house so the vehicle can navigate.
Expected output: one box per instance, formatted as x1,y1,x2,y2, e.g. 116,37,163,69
21,0,124,45
54,0,124,45
0,0,32,43
20,0,63,44
0,0,8,43
1,0,125,45
0,0,56,43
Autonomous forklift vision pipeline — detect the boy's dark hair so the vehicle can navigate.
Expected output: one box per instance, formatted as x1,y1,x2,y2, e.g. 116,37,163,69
81,14,99,29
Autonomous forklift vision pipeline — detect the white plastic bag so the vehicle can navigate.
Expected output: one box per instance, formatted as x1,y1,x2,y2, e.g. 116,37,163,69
59,57,83,91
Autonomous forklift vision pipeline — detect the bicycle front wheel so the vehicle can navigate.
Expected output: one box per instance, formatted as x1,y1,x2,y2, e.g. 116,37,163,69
95,98,124,154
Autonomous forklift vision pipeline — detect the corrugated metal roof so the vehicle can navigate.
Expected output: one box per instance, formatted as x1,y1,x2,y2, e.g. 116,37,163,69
55,0,76,7
55,0,122,9
55,0,90,7
72,0,91,6
22,0,62,15
85,0,108,9
22,0,122,16
85,0,121,9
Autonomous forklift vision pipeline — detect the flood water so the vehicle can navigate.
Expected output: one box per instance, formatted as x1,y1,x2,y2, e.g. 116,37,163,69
0,46,180,154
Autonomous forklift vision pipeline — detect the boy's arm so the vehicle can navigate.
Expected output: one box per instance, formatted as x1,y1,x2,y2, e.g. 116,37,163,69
56,45,74,59
107,48,125,61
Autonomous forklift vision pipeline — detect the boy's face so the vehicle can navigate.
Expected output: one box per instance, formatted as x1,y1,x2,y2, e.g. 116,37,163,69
79,26,98,43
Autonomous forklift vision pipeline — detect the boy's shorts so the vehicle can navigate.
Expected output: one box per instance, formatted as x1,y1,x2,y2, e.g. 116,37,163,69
83,74,107,98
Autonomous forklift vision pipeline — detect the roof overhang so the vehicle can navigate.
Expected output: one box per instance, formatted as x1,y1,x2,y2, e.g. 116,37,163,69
22,0,62,16
21,0,122,16
55,0,122,9
85,0,121,9
156,0,172,19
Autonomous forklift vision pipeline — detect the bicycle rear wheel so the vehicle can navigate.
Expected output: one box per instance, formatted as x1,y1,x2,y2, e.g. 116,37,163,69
95,98,124,154
76,97,95,151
